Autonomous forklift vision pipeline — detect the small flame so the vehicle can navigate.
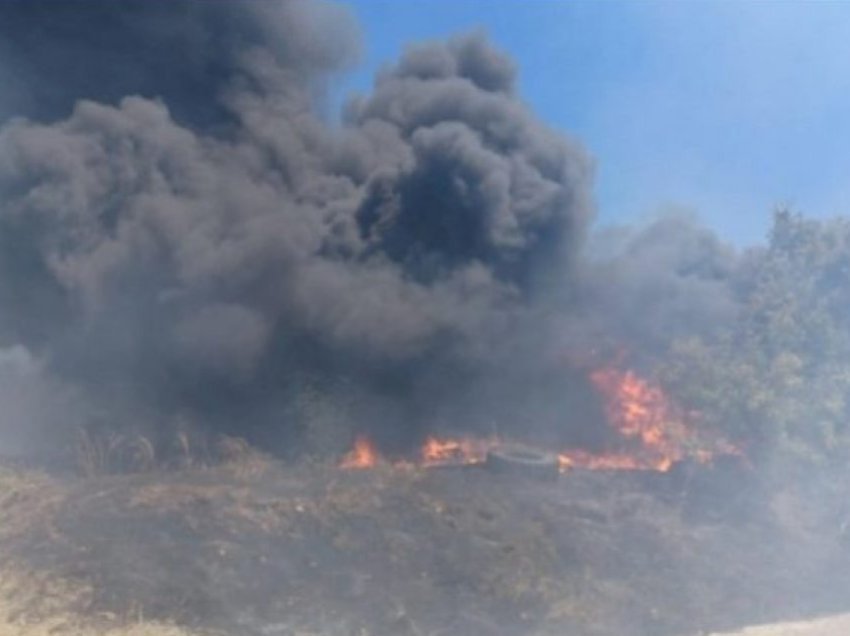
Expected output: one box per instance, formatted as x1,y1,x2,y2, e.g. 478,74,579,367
339,435,378,469
557,449,674,473
421,436,498,467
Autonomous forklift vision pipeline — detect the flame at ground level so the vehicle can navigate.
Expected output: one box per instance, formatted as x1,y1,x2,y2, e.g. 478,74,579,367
339,364,739,473
556,449,674,472
339,435,683,473
421,436,497,467
587,366,692,470
339,435,379,469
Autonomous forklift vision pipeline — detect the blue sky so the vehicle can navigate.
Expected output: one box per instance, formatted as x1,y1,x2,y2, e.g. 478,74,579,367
335,0,850,245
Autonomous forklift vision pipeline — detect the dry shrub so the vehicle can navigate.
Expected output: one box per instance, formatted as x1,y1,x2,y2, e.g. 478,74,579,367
74,429,157,477
74,428,118,477
73,426,271,478
214,435,271,480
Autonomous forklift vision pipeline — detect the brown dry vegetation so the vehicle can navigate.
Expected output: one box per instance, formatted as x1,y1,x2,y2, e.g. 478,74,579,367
0,570,204,636
0,469,211,636
1,458,850,636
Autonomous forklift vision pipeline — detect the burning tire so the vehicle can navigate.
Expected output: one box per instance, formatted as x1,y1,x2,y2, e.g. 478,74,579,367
485,445,559,480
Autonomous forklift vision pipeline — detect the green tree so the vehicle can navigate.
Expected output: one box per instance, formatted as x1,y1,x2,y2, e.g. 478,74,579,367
662,209,850,466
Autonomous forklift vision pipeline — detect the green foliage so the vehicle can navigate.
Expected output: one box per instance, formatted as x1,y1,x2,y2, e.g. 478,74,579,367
662,209,850,464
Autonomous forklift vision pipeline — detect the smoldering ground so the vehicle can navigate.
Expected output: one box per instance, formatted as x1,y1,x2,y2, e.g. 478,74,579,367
0,0,740,459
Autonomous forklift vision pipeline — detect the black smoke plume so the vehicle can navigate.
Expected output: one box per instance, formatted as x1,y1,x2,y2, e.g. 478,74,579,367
0,0,735,458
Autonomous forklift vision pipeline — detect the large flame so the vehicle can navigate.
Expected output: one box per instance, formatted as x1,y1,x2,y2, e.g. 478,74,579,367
339,363,736,473
582,366,691,471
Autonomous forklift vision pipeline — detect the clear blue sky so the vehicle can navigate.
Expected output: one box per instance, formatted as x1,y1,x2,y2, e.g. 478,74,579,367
335,0,850,246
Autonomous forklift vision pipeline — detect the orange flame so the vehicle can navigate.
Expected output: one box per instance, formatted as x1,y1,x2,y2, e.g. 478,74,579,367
421,436,498,467
339,435,378,469
586,366,692,471
556,449,672,473
339,363,737,473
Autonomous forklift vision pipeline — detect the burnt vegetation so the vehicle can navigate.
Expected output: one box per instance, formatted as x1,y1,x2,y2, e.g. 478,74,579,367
0,455,849,636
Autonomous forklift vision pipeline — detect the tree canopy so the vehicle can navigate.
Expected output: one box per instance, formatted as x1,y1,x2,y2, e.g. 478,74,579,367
662,210,850,467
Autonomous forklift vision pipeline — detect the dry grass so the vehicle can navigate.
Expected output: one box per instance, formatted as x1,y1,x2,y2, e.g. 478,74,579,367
0,467,67,543
2,458,847,636
0,465,233,635
128,481,293,535
0,567,211,636
0,469,205,634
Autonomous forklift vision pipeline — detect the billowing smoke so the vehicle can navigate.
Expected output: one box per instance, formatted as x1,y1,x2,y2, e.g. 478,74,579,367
0,0,736,458
578,213,742,355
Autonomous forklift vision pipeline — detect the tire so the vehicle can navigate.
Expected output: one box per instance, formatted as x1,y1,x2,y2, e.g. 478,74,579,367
485,445,559,481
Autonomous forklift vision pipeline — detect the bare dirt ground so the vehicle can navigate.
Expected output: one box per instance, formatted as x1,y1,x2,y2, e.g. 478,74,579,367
1,458,849,636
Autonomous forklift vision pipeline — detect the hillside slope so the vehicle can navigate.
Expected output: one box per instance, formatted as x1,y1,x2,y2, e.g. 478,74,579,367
1,461,849,636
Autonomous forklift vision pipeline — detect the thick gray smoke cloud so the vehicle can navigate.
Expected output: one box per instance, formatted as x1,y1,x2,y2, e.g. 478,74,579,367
578,213,742,356
0,0,609,455
0,0,358,127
